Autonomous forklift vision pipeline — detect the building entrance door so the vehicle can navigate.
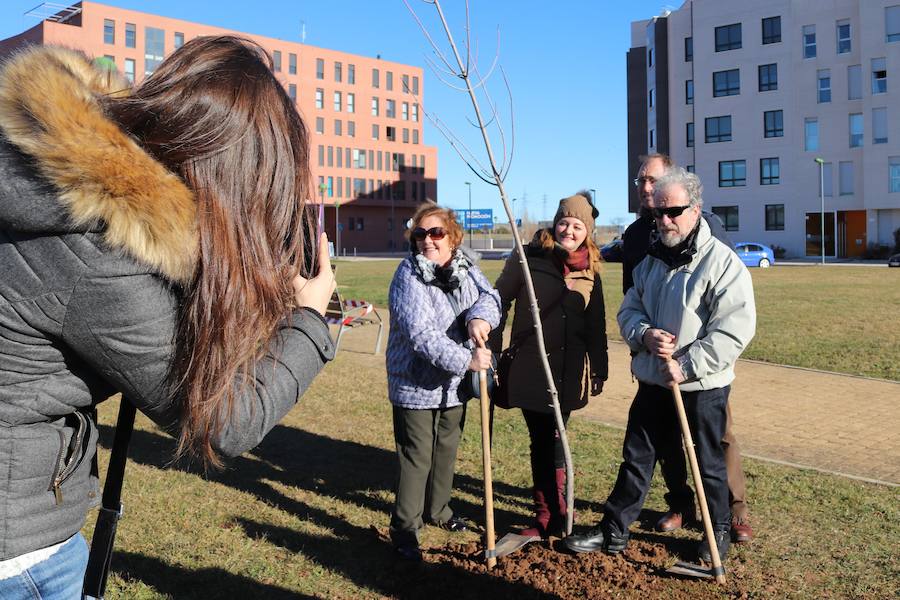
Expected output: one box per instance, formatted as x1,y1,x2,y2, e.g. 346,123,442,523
805,212,835,257
837,210,866,258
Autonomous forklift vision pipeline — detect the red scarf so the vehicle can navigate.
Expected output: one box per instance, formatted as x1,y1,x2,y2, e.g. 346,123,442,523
562,246,590,275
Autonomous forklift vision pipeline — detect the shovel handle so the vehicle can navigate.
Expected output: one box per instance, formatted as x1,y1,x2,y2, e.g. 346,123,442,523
477,339,497,568
670,380,726,585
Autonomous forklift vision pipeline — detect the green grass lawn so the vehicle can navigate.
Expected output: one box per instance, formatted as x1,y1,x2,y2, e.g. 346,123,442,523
334,259,900,381
95,352,899,599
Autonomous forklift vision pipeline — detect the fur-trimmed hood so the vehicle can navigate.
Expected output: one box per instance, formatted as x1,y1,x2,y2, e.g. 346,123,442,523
0,45,197,283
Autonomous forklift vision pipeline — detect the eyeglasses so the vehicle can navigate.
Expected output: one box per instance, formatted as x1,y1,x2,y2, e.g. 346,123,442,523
633,175,656,187
411,226,447,241
650,205,693,220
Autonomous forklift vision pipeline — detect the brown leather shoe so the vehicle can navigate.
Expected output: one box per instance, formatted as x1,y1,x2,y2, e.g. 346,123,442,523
732,516,753,543
655,510,684,532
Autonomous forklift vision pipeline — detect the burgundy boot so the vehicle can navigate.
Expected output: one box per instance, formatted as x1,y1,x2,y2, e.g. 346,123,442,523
518,488,552,538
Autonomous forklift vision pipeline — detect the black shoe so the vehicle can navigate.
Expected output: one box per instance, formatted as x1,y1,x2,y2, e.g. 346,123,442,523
563,523,629,555
395,543,422,561
697,530,731,563
437,515,468,533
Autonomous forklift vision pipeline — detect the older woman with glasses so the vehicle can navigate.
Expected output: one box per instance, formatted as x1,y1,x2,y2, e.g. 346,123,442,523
385,202,500,561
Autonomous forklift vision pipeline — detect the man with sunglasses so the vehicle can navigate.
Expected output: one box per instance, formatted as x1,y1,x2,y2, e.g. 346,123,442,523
566,168,755,563
621,154,753,545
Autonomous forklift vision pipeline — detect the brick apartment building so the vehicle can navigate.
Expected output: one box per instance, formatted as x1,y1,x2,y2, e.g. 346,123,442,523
0,1,437,253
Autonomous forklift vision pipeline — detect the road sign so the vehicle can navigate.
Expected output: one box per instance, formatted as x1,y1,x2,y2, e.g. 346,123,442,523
458,209,493,229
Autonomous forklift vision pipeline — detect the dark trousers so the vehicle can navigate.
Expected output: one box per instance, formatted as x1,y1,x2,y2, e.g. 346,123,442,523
522,409,570,495
603,383,731,533
390,404,466,546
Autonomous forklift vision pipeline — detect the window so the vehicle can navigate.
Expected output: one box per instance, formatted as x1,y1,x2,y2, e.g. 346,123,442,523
839,161,854,195
347,93,355,113
686,165,695,173
327,146,333,167
402,74,410,92
144,27,164,76
818,70,831,103
334,119,342,136
412,76,419,94
371,97,379,116
402,102,409,120
686,122,694,147
334,62,342,82
718,160,746,187
289,53,297,75
872,58,887,94
685,36,693,62
803,25,817,58
386,71,393,91
821,162,834,196
273,50,281,72
685,80,693,104
705,116,732,143
372,124,379,140
386,126,396,142
888,6,900,42
347,121,355,138
315,88,324,109
352,148,366,169
174,32,184,49
412,103,419,122
848,65,862,100
758,64,777,91
713,69,740,97
711,206,739,231
765,204,784,231
873,107,888,144
316,58,324,79
386,99,396,118
315,117,324,134
760,157,780,185
124,58,135,83
648,48,653,67
348,64,355,84
805,118,819,151
836,19,851,54
715,23,742,51
317,145,324,167
649,129,655,148
372,68,379,88
413,129,419,144
288,83,296,102
648,88,654,108
104,19,115,45
762,16,781,44
125,23,135,48
333,91,342,112
764,110,783,138
849,113,863,147
353,178,365,196
890,157,900,192
402,128,409,143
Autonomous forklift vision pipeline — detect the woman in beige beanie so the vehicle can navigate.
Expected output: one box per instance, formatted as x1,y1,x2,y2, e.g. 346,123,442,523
488,192,609,538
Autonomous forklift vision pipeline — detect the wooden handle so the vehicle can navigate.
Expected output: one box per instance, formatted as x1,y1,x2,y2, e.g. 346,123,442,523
670,381,726,585
476,338,496,568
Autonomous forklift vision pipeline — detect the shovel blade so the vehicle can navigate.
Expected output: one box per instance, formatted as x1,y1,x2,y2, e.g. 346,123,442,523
493,533,540,558
666,561,714,579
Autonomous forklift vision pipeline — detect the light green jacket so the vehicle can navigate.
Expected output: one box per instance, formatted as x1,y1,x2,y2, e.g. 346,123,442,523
617,218,756,391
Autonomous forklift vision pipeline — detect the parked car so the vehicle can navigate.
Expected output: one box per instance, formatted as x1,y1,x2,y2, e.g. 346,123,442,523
889,253,900,268
735,242,775,268
600,238,624,263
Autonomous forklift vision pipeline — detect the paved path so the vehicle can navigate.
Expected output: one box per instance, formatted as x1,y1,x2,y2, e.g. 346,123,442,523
337,314,900,486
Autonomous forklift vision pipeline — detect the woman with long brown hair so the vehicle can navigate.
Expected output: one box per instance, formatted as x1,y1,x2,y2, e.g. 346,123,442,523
0,36,334,595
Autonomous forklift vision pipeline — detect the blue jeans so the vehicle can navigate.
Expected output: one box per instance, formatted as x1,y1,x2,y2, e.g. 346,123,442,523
0,534,89,600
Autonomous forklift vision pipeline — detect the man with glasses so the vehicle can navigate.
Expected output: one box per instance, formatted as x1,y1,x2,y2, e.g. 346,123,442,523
622,154,753,545
565,168,756,564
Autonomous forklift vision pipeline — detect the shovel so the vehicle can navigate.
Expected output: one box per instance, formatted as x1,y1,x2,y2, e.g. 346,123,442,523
665,381,727,585
477,342,497,568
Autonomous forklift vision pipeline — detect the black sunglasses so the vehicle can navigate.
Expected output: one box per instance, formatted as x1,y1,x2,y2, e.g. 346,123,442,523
651,205,693,219
412,226,447,241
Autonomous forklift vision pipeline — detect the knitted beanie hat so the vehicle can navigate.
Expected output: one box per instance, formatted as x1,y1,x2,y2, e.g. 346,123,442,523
553,193,598,234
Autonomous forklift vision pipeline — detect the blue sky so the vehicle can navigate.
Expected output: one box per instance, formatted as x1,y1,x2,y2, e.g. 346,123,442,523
0,1,670,225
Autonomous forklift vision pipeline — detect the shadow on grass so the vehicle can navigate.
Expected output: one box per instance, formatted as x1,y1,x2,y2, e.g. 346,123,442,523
111,550,314,599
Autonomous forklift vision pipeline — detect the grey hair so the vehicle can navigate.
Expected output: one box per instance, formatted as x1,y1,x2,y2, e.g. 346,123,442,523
652,167,703,207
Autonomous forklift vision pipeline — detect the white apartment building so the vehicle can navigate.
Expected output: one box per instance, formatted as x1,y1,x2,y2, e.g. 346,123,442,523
626,0,900,258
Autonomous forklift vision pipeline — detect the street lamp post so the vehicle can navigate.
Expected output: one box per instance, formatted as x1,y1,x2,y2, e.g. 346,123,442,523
318,182,327,251
814,157,825,265
465,181,472,248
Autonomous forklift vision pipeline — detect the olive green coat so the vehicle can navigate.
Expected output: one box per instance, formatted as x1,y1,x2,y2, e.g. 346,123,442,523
490,236,608,414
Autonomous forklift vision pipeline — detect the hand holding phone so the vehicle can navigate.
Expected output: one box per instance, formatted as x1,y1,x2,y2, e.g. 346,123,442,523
293,232,336,316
